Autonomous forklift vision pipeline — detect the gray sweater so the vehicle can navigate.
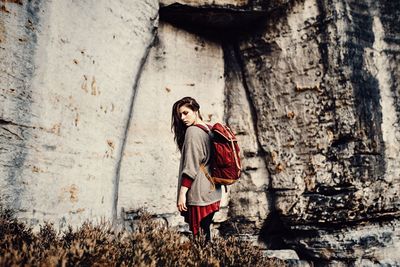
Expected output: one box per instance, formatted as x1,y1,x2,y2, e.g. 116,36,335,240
177,126,222,206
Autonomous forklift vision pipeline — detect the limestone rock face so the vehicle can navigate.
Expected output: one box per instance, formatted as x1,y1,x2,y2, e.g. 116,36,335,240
1,0,400,265
0,0,158,226
231,0,400,264
236,0,400,228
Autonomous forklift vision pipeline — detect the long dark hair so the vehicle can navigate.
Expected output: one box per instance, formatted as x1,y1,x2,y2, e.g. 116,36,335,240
171,96,203,151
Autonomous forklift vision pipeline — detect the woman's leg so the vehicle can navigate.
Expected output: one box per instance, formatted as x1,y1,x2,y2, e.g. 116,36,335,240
200,212,215,242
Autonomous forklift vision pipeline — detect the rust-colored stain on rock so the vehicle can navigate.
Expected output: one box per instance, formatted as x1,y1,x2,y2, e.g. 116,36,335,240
1,0,23,5
275,163,284,173
69,208,85,214
68,185,79,203
50,123,61,135
91,76,97,95
0,5,9,13
287,111,295,119
81,75,88,93
0,0,23,14
105,139,115,158
60,184,79,203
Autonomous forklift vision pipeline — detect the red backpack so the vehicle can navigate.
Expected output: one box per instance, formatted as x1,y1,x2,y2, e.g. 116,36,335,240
198,123,242,187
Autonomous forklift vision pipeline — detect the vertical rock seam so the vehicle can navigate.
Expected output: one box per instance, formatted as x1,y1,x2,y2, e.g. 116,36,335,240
231,44,269,159
231,41,290,249
230,42,280,239
371,15,399,183
111,20,159,224
348,0,386,181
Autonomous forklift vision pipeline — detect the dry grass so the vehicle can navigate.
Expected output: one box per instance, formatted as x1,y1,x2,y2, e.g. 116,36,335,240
0,207,285,266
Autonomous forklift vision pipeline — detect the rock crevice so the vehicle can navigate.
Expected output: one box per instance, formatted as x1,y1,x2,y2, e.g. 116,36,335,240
112,21,159,223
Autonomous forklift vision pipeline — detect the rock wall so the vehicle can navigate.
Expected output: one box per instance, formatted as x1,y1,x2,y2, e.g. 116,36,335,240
0,0,158,227
1,0,400,265
229,0,400,264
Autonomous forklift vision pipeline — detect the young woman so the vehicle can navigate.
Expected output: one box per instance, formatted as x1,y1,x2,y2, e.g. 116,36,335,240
171,96,222,241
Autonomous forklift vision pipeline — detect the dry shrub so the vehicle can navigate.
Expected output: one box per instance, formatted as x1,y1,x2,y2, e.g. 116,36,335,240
0,207,285,266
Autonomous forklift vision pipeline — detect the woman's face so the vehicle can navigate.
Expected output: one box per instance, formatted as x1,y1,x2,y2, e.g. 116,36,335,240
178,105,198,126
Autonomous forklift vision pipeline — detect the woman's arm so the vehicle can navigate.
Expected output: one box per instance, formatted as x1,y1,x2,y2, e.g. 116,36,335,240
178,174,193,212
177,186,189,212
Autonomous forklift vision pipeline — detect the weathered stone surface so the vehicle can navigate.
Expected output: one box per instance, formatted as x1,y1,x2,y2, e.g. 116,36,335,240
285,219,400,265
230,0,400,264
263,249,300,260
0,0,158,227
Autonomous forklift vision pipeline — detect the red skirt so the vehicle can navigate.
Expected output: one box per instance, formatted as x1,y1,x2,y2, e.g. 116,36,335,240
181,172,220,236
182,201,220,236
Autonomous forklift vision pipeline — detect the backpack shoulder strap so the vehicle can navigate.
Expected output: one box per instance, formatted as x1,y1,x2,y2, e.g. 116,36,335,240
194,124,211,134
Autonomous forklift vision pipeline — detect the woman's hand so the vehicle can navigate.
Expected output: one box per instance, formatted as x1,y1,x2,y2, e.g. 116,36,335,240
177,186,189,212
